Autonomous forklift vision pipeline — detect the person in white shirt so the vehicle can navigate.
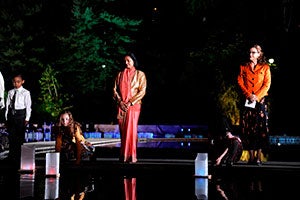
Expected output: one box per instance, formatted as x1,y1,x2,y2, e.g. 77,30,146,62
5,73,32,166
0,71,5,110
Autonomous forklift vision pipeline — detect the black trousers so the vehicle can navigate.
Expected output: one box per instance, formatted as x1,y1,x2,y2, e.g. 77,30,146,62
7,109,26,165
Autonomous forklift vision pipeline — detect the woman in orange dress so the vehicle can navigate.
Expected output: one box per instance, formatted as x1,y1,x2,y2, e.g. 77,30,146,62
113,52,147,163
237,44,271,165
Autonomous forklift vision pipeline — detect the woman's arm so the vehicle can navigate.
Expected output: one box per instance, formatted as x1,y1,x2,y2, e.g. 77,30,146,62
215,148,228,166
74,125,85,164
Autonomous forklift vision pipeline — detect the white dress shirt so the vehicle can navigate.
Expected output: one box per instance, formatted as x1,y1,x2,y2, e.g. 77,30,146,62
5,86,32,121
0,72,5,109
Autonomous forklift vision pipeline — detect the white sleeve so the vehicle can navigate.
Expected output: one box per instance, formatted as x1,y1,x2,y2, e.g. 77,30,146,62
0,72,4,99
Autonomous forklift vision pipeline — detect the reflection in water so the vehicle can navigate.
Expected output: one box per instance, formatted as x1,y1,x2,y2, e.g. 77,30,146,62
20,174,35,199
4,167,298,199
45,177,59,199
210,174,266,200
124,177,136,200
216,180,240,200
249,176,263,193
215,184,228,200
59,173,94,200
195,177,208,200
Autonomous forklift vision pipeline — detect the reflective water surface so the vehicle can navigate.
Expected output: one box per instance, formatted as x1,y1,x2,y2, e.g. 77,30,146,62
0,167,298,200
0,140,299,199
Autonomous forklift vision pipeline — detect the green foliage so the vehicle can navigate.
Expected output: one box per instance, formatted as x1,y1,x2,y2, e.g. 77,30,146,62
187,33,244,125
189,32,279,127
184,0,213,16
216,70,240,126
38,65,72,120
0,1,44,74
57,0,142,94
0,0,143,121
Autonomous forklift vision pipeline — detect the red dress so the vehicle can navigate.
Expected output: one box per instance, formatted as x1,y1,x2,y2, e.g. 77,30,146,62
113,67,147,163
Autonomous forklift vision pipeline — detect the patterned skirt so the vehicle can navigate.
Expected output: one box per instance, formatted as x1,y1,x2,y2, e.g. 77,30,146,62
240,97,269,150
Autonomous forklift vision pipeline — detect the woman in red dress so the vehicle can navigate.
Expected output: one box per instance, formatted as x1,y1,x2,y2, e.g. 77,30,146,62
113,52,147,163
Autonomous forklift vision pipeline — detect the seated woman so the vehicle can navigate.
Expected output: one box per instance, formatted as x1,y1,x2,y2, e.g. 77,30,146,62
53,110,95,165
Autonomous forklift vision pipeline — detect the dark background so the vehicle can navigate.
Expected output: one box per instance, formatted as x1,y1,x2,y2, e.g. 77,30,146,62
79,0,299,136
2,0,299,136
55,0,300,136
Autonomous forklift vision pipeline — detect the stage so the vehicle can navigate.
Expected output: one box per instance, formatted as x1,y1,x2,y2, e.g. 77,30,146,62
0,138,300,199
1,138,299,173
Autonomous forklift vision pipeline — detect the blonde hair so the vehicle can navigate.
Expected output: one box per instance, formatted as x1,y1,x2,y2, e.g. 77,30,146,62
251,44,267,64
57,110,82,136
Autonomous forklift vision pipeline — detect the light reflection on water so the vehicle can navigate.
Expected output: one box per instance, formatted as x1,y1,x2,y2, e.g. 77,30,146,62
0,169,297,200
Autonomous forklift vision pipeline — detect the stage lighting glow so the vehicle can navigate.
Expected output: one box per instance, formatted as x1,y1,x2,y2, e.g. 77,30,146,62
19,145,35,173
45,152,60,177
195,153,208,178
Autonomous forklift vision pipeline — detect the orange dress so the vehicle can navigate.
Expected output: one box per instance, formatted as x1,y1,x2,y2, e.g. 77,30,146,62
237,62,271,151
237,63,271,102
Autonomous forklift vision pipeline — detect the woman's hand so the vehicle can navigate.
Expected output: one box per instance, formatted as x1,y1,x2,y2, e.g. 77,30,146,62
215,157,221,166
120,101,131,112
24,120,29,126
248,94,257,102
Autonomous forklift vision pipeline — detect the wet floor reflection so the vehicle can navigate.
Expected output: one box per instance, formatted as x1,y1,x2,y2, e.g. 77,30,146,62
124,177,136,200
20,174,35,199
209,172,298,200
0,169,298,199
195,177,208,200
44,177,59,199
32,172,196,199
58,173,95,199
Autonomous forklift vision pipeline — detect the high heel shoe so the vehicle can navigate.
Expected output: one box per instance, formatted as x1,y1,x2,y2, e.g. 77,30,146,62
256,160,262,166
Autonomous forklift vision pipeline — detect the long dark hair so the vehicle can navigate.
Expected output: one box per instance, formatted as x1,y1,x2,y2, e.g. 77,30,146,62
125,52,139,68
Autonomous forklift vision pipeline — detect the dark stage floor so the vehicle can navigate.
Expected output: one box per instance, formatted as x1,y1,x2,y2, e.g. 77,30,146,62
0,139,299,199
